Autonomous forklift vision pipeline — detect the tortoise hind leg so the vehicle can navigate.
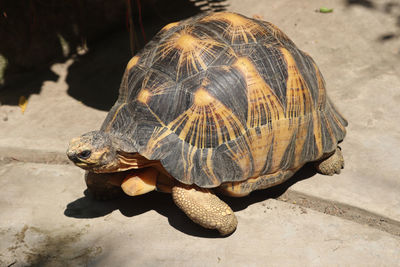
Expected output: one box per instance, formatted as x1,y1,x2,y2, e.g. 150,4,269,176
315,147,344,175
172,184,237,235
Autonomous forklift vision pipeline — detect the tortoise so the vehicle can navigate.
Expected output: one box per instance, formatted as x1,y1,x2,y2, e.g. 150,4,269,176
67,12,347,235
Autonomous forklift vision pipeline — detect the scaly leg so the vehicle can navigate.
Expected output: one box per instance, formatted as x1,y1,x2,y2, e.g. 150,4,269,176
172,184,237,235
315,147,344,175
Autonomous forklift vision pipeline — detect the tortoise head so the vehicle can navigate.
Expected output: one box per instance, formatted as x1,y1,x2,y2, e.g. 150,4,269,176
67,131,119,172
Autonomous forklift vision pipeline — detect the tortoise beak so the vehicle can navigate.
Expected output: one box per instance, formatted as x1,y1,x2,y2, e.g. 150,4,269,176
67,151,80,163
67,137,93,165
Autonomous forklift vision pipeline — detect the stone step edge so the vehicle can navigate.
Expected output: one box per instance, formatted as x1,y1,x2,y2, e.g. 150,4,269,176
0,146,71,165
278,190,400,237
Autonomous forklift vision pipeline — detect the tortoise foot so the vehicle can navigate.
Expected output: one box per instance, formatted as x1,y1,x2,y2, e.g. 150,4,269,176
85,172,124,201
172,184,237,236
315,147,344,176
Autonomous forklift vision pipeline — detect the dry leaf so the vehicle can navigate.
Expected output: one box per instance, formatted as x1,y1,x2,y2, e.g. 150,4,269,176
18,96,28,114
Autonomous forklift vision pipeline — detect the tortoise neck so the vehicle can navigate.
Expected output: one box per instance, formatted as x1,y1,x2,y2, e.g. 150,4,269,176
114,152,159,171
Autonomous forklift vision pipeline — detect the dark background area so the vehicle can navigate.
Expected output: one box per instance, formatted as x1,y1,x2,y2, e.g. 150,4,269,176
0,0,227,110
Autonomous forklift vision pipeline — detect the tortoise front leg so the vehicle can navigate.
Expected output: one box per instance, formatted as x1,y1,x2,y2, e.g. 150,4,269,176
85,171,124,200
172,184,237,235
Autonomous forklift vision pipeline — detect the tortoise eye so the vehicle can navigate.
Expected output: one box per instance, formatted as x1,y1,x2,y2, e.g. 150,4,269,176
78,150,92,160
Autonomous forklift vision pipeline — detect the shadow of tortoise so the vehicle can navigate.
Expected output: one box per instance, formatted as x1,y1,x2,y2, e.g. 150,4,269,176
64,163,316,238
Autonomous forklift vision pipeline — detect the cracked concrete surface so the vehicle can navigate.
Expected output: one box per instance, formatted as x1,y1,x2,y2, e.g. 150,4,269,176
1,0,400,266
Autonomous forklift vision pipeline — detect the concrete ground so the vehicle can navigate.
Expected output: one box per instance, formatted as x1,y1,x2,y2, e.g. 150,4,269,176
1,0,400,266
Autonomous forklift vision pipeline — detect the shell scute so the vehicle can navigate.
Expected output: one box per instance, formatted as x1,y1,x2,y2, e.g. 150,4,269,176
199,12,269,44
152,26,228,81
